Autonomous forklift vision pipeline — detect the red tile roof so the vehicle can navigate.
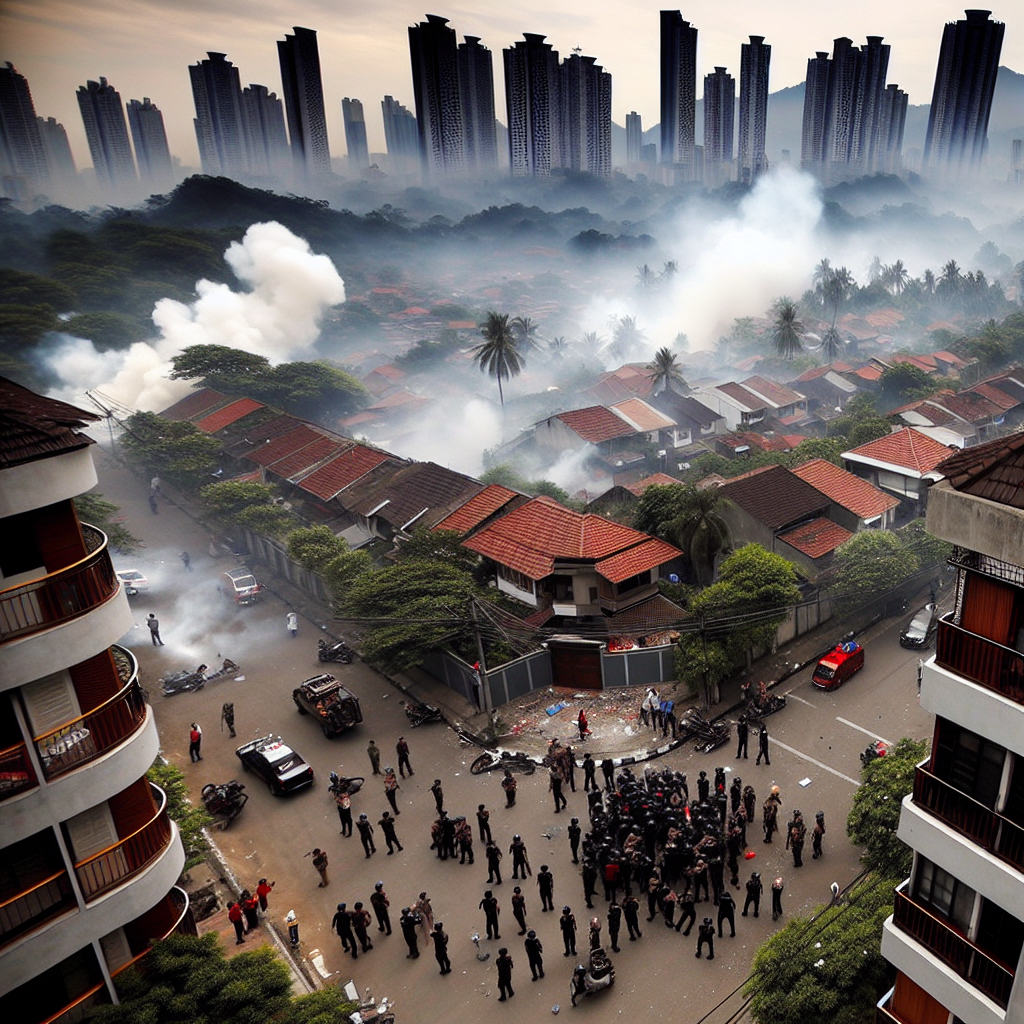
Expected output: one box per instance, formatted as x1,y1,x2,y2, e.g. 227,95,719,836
196,398,264,433
625,473,683,496
933,390,1001,423
0,376,97,469
297,445,395,500
464,496,681,581
844,427,952,476
966,383,1018,412
742,376,805,408
432,484,520,534
935,431,1024,510
556,406,637,444
348,461,482,531
266,436,346,481
777,516,853,559
245,424,325,466
159,388,227,421
792,459,899,520
595,537,682,583
716,381,767,410
795,362,854,382
582,365,655,404
853,365,883,381
718,465,830,529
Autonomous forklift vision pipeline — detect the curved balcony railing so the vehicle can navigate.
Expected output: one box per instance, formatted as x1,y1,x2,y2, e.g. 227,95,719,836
0,525,119,646
935,614,1024,706
0,869,77,949
109,886,196,979
39,982,109,1024
33,648,146,781
0,740,38,801
892,882,1014,1009
74,784,173,903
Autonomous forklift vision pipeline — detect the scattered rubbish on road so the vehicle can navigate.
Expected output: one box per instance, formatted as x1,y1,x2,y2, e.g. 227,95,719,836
799,777,812,787
546,702,568,716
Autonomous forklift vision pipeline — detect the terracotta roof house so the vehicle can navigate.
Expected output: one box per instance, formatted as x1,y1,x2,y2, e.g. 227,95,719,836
790,370,859,419
361,363,407,397
842,427,953,511
609,398,676,438
717,464,838,575
580,363,655,405
792,458,900,530
431,484,527,537
930,430,1024,511
159,387,228,421
463,496,682,624
713,431,795,458
647,392,726,448
776,516,853,567
585,473,684,516
195,397,264,433
529,406,640,463
295,444,400,502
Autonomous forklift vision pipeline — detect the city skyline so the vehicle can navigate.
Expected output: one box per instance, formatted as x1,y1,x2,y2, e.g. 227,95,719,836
2,2,1021,173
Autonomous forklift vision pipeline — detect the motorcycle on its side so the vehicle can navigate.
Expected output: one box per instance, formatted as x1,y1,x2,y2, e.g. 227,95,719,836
318,638,354,664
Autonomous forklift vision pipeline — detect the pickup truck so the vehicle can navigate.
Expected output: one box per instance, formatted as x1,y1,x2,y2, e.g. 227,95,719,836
292,674,363,738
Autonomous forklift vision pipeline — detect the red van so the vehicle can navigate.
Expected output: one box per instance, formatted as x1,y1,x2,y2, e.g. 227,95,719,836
812,641,865,691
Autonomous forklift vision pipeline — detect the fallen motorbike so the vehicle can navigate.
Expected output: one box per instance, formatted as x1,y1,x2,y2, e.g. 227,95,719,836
570,946,615,1006
160,666,206,696
404,701,443,727
328,771,365,797
318,638,354,664
684,708,731,754
201,780,248,829
740,681,787,719
860,740,888,767
469,749,536,776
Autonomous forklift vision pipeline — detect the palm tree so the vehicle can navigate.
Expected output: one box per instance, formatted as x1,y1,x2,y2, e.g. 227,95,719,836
812,258,833,289
922,269,936,295
940,260,962,294
661,261,679,282
636,264,656,288
817,267,852,363
889,259,909,295
647,347,688,395
769,297,805,360
473,311,525,408
661,486,732,588
547,336,568,361
511,315,540,350
868,255,883,285
580,331,605,357
610,315,647,360
820,324,843,362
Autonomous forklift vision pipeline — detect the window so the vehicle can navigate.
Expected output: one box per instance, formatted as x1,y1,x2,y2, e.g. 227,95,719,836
914,856,974,933
0,511,43,579
933,719,1005,809
977,900,1024,968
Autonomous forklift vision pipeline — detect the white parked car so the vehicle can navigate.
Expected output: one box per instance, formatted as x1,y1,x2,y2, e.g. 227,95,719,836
116,569,149,594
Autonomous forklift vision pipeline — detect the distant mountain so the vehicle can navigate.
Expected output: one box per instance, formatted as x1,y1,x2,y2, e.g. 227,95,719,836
613,65,1022,174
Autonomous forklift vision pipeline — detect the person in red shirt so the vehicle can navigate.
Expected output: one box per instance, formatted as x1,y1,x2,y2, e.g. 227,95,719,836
241,890,259,932
256,878,275,912
189,723,202,762
577,709,590,741
228,901,245,945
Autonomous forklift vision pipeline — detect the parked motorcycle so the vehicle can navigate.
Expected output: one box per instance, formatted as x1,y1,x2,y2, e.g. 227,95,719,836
404,701,443,727
201,780,248,829
684,708,731,754
469,749,537,776
570,946,616,1006
328,771,365,797
860,740,887,767
318,638,354,664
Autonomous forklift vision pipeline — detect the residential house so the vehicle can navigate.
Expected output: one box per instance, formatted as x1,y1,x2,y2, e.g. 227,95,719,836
842,427,953,512
431,484,529,538
717,464,846,576
361,363,407,397
647,392,726,449
535,406,638,456
792,458,900,530
692,376,807,432
713,431,797,459
791,364,860,421
586,472,683,516
462,496,682,626
581,363,656,405
891,396,979,449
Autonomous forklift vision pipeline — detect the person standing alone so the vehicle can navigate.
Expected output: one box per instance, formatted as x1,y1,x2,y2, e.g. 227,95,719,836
188,723,202,762
286,611,298,637
496,947,515,1001
396,736,413,778
147,613,164,646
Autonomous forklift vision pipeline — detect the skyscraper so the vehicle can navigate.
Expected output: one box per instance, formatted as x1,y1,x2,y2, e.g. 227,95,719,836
876,83,908,174
801,52,830,173
0,63,50,194
660,11,698,175
241,84,290,178
821,38,860,169
457,36,498,172
342,98,370,170
850,36,889,173
189,53,247,177
126,98,173,187
738,35,771,183
277,27,331,178
381,95,420,173
503,34,562,176
560,52,611,177
36,117,76,186
625,111,642,165
0,380,192,1023
703,67,734,186
924,9,1004,177
76,78,136,190
877,433,1024,1024
408,15,465,176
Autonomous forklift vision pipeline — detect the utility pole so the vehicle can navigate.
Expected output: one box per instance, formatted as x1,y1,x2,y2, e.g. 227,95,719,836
469,598,495,735
699,612,711,710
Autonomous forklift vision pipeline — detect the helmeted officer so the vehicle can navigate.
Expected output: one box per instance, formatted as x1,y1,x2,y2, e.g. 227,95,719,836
559,905,577,956
696,917,715,959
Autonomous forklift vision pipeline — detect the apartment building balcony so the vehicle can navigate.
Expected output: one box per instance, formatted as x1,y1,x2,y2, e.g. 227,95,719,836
32,648,146,784
0,526,133,691
888,881,1014,1011
0,741,38,802
107,885,196,979
0,868,77,951
935,614,1024,706
913,764,1024,876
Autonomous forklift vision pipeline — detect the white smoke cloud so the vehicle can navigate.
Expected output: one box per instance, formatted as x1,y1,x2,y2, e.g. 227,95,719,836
385,396,504,477
43,221,345,412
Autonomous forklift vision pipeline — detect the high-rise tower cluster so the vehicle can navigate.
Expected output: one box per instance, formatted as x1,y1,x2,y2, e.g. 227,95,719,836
800,35,907,181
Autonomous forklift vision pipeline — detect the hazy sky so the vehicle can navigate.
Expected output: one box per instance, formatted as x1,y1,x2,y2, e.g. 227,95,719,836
3,1,1019,172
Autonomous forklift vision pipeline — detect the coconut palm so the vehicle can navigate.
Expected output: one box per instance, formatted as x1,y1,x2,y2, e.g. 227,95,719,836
819,324,843,362
769,297,806,361
922,269,936,295
636,264,656,288
609,315,647,360
647,347,688,395
473,311,525,408
812,258,833,289
510,315,540,350
661,485,732,588
661,261,679,282
547,336,568,361
888,259,909,295
579,331,605,357
939,260,963,295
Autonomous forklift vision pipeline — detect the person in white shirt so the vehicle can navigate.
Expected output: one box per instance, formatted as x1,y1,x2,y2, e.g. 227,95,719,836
287,611,298,637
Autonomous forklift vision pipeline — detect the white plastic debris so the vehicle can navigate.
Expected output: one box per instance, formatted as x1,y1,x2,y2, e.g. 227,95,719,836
798,777,812,787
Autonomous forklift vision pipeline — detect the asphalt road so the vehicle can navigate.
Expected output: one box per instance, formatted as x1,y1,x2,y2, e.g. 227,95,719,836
97,446,937,1023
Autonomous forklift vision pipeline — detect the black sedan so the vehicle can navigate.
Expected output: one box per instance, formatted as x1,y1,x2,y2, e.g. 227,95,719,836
900,603,938,649
236,735,314,795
